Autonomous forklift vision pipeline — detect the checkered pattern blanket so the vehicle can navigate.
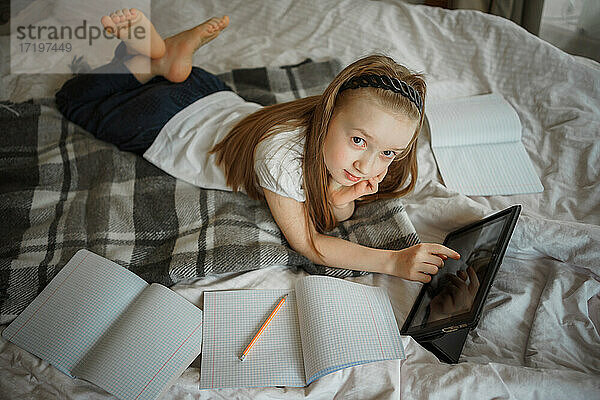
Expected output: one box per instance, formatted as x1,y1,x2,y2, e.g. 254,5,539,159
0,59,419,323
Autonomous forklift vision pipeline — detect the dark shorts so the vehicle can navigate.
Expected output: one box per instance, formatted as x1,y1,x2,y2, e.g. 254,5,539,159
55,42,233,155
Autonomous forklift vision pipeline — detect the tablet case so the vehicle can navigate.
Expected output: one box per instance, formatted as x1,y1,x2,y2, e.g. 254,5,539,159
415,326,470,364
402,205,521,364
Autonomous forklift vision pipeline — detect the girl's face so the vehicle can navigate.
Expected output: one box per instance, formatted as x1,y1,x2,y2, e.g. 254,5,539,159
323,95,418,187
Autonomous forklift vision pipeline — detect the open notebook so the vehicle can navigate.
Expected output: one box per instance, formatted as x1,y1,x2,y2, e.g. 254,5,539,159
199,276,405,388
427,93,543,196
2,249,203,400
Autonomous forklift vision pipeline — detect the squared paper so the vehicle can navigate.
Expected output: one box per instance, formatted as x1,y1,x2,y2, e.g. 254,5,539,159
200,290,305,388
200,276,404,388
2,249,203,400
428,93,543,196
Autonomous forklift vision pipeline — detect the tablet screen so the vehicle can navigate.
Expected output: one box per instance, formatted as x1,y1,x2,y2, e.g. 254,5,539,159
405,215,508,330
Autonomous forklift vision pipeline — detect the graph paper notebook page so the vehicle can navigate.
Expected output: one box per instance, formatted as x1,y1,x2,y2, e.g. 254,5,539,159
199,276,404,388
427,93,543,196
1,249,203,400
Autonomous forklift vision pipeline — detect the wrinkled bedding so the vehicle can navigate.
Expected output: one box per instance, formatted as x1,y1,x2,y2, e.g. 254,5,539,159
1,0,599,399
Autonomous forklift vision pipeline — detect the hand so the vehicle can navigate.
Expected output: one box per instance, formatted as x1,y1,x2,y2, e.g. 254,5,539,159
428,266,480,321
328,168,387,208
389,243,460,283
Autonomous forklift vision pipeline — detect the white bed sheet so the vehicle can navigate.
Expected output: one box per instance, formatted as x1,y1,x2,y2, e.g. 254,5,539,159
1,0,599,399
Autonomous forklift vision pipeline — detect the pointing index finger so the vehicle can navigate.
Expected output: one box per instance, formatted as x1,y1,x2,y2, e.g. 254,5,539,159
431,243,461,259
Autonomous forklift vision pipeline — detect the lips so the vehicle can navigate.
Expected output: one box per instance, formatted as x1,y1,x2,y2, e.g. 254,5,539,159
344,169,361,182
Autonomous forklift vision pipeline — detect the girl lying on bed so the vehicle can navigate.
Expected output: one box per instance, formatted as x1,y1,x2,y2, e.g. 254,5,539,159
55,8,460,283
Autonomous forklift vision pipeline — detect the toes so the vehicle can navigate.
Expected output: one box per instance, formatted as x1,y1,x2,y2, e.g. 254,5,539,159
203,17,221,31
103,8,144,36
206,16,229,32
101,15,117,35
207,19,219,31
220,15,229,28
115,9,125,23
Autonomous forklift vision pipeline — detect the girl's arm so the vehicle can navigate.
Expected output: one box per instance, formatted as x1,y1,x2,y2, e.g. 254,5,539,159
327,170,384,223
263,189,459,282
330,200,355,222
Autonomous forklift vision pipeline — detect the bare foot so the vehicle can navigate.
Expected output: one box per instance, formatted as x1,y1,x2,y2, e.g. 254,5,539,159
153,15,229,83
101,8,166,59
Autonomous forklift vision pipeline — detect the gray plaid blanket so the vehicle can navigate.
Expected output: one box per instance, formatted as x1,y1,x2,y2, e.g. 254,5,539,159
0,59,419,323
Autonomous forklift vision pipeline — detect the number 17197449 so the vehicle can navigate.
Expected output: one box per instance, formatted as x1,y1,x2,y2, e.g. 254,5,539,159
19,42,72,52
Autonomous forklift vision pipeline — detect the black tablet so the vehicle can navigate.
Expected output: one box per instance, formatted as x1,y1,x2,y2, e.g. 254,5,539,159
401,205,521,339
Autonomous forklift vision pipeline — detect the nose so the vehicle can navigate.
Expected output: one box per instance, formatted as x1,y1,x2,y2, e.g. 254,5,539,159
353,153,377,176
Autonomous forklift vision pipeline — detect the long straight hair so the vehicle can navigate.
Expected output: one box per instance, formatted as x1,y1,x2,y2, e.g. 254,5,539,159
210,55,426,257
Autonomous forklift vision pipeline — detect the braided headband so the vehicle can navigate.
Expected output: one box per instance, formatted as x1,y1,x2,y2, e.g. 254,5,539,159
339,74,423,114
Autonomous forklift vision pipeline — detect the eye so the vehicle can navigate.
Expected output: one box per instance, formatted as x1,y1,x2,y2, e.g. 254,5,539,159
382,150,397,159
351,137,366,147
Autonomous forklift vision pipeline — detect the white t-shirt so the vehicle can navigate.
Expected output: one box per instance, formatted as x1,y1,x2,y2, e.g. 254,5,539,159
143,91,306,202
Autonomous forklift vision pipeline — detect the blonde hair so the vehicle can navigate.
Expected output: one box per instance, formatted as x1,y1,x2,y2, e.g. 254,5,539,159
210,54,426,256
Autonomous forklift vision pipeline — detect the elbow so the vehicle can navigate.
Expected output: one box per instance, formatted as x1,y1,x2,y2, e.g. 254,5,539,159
288,239,315,261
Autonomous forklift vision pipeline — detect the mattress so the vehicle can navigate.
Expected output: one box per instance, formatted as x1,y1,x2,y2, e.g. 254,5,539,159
1,0,598,399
